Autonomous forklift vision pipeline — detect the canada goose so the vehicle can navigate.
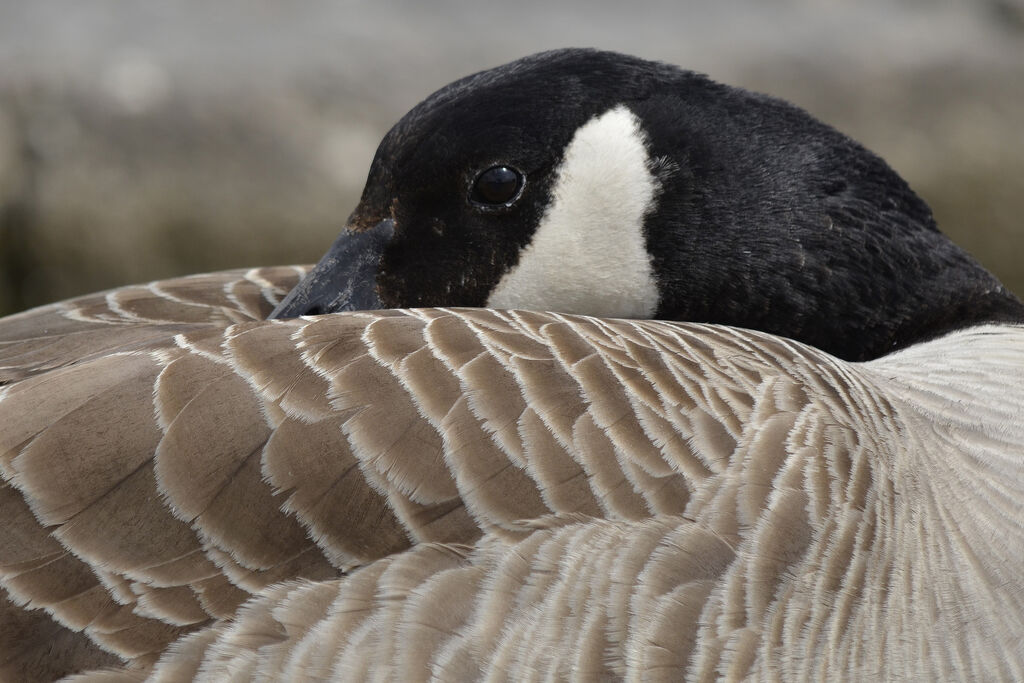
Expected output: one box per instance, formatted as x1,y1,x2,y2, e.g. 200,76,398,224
1,48,1022,681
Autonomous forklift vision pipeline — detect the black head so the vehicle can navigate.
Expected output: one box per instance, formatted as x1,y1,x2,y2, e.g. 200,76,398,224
271,48,1024,361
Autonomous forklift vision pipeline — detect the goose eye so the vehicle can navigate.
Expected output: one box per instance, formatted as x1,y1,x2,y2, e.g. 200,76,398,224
471,166,523,206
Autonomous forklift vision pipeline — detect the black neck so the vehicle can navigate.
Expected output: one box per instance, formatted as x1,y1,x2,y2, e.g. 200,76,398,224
635,79,1024,361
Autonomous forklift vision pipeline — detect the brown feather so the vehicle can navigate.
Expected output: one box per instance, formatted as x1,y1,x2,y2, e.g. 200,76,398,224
0,271,1021,680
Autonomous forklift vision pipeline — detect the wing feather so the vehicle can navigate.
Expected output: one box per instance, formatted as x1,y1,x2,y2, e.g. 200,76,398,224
1,272,1022,680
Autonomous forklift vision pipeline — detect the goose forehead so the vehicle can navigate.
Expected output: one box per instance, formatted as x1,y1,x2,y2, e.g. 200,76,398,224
486,105,661,319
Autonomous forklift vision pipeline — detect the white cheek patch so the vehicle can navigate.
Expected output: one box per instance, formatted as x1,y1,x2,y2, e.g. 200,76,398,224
486,105,661,319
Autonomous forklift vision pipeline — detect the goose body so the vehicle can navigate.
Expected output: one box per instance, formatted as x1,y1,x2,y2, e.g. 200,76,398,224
1,49,1023,680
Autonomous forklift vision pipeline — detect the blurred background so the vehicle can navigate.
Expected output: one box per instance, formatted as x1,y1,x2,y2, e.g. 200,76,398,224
1,0,1022,316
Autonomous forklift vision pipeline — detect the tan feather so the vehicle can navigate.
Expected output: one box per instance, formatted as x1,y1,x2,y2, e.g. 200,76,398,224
0,268,1021,680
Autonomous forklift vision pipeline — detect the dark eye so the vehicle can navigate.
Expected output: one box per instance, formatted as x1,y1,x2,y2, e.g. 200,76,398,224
470,166,524,206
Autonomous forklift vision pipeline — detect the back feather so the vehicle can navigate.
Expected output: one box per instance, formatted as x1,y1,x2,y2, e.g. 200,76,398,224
0,268,1022,680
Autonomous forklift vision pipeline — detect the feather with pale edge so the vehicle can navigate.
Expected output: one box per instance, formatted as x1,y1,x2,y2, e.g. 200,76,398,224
0,267,1022,680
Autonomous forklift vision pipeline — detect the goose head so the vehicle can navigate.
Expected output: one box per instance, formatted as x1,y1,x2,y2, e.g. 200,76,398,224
271,48,1024,361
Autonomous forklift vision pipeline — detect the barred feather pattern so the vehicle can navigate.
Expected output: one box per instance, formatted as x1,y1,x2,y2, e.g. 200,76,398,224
0,267,1021,681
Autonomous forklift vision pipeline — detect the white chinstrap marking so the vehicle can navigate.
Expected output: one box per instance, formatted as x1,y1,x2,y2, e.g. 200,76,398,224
487,105,661,318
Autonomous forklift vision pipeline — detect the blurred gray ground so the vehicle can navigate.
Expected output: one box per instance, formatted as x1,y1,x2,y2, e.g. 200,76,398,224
1,0,1022,315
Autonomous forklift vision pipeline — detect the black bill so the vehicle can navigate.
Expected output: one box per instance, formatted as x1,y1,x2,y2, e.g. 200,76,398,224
269,218,395,319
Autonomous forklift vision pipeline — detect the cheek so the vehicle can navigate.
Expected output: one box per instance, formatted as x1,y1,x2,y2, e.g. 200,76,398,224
485,106,661,318
376,227,493,307
380,195,543,308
